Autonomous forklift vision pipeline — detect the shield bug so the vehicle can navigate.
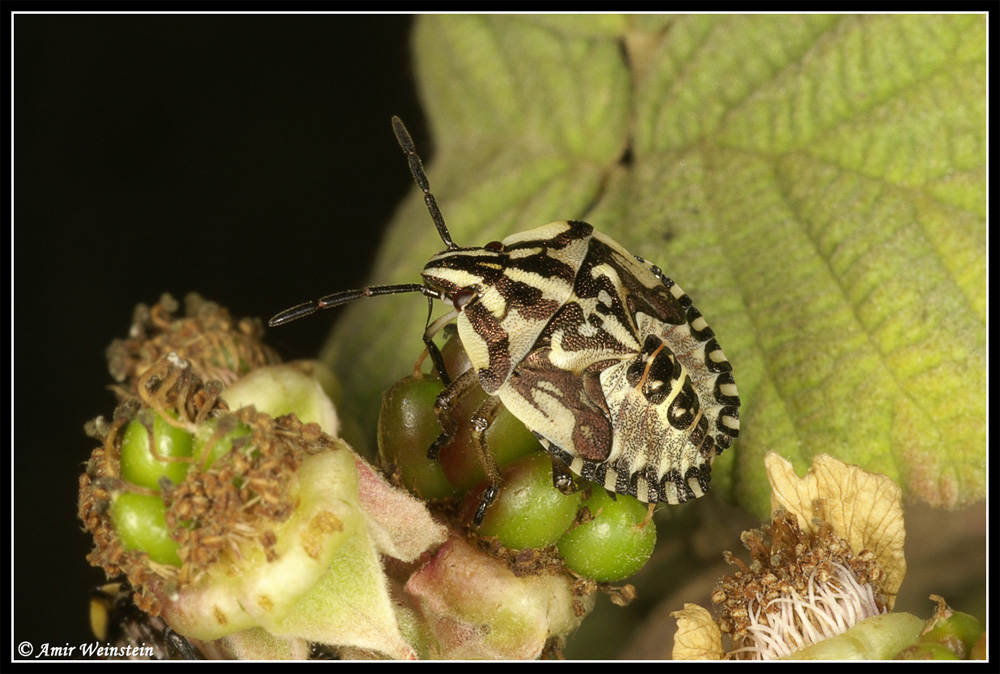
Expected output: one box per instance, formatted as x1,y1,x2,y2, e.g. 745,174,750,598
270,117,740,523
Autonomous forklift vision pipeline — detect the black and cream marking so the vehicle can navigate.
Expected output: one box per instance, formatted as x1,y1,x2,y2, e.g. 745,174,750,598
439,223,741,505
270,117,740,518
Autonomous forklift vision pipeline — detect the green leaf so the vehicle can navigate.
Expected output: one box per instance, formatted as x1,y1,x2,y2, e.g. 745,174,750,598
323,15,986,518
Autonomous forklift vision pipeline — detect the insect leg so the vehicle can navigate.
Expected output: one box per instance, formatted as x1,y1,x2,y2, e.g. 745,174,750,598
421,298,457,386
423,335,451,386
549,456,578,496
427,368,481,460
468,394,505,526
163,626,205,660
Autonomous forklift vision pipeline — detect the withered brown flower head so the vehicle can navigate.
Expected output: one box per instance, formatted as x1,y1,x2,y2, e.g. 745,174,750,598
713,509,887,659
106,293,281,393
672,454,907,661
79,354,336,614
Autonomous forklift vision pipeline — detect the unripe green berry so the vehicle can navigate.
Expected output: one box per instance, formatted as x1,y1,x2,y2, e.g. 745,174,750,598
557,487,656,582
919,608,985,659
120,410,194,490
378,375,458,500
467,452,582,550
436,386,542,492
192,416,253,469
110,491,182,566
430,331,542,491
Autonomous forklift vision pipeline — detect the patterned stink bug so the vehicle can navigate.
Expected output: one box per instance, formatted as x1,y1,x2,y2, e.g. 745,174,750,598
270,117,740,522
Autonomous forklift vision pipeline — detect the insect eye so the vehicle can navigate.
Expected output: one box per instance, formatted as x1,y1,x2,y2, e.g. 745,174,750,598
452,287,478,311
485,240,504,251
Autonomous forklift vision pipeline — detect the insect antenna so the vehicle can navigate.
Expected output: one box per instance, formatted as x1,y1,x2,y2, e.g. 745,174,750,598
391,116,457,250
268,283,442,327
270,118,458,328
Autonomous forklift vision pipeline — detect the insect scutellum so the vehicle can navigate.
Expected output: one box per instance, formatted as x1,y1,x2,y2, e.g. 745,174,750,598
269,116,741,527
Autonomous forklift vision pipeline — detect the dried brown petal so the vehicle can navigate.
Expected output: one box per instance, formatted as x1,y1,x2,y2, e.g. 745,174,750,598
765,453,906,608
671,604,724,660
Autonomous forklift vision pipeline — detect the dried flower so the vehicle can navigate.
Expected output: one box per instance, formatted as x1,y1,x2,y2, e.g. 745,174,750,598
106,293,281,391
714,509,887,659
673,453,909,660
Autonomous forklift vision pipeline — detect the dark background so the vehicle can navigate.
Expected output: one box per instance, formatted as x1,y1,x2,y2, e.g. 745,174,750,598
14,13,425,653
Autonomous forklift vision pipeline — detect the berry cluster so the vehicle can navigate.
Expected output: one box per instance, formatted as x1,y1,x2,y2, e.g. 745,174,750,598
377,333,657,583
